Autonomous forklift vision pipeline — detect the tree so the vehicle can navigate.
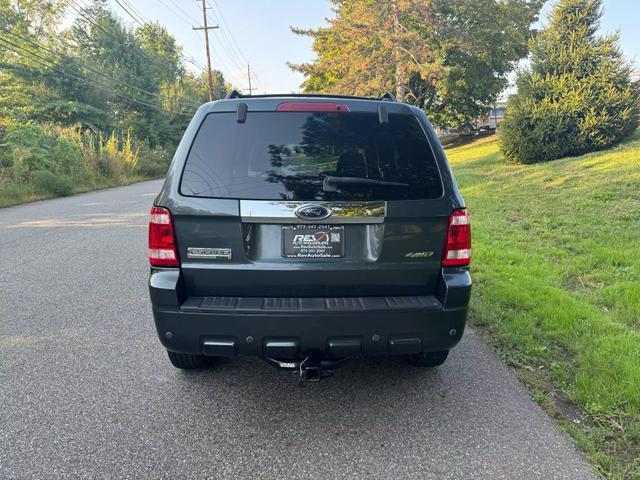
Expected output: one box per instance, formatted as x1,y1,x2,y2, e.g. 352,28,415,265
0,0,74,123
0,0,227,149
67,3,204,145
500,0,640,163
290,0,543,129
135,22,184,85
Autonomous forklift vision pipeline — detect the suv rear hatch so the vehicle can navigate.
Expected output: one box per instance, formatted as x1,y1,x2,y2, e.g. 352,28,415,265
172,101,451,298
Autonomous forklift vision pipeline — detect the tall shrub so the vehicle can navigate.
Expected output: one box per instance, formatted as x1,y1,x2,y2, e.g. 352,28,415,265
96,131,139,180
500,0,639,164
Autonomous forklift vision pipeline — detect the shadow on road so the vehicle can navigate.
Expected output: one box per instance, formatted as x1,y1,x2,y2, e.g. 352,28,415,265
168,354,452,442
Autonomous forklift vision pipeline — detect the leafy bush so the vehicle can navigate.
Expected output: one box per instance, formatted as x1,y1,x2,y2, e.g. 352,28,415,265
137,144,172,177
31,170,73,196
1,123,53,178
0,179,30,206
0,119,163,207
42,125,86,179
92,130,140,181
500,0,640,164
96,149,124,181
0,123,87,180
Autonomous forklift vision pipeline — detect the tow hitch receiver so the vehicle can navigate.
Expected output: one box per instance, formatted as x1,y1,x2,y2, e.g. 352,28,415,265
264,355,349,382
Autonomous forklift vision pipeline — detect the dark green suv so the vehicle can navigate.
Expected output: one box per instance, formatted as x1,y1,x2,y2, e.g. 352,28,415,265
148,92,471,380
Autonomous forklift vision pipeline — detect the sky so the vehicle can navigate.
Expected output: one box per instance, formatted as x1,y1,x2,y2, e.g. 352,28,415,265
108,0,640,94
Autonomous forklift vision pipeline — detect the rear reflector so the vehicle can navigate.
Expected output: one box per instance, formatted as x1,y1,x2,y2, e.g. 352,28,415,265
149,206,179,267
276,102,350,113
442,209,471,267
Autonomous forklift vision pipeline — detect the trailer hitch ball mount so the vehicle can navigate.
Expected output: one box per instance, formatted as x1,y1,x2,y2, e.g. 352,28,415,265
263,355,349,382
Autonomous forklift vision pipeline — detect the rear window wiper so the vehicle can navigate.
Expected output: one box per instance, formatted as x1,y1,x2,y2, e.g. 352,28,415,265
322,175,409,192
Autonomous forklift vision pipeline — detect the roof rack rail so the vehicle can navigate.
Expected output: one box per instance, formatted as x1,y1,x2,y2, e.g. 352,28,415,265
225,89,243,99
222,92,399,102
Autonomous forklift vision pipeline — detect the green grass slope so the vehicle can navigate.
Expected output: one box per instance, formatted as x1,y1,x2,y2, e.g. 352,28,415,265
446,131,640,479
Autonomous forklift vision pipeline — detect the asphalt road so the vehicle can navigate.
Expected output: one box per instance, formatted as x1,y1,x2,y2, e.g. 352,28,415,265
0,180,598,480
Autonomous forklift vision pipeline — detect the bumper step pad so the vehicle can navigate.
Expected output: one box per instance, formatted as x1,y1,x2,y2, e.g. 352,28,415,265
182,295,441,313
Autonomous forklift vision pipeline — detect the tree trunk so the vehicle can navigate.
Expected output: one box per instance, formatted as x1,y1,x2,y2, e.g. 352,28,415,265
392,0,407,102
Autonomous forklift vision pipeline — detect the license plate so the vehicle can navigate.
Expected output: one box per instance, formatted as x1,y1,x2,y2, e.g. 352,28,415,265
282,225,345,258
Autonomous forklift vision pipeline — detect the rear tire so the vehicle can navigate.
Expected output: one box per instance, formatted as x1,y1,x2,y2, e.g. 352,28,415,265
404,350,449,368
167,350,209,369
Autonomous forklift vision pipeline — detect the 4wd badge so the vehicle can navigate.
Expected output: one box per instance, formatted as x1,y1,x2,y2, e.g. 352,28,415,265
405,251,434,258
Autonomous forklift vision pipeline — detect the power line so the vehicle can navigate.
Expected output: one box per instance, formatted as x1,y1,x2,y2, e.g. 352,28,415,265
0,35,193,117
68,0,245,92
106,0,210,73
66,0,211,97
245,64,263,94
1,28,201,110
156,0,259,91
193,0,218,101
248,65,263,93
66,0,165,70
152,0,224,82
161,0,250,78
66,0,210,89
113,0,249,91
112,0,144,26
151,0,245,89
68,0,208,74
208,0,263,91
209,0,249,66
0,35,192,116
119,0,209,74
118,0,148,25
205,31,255,90
160,0,242,88
204,17,256,89
119,0,214,84
164,0,201,25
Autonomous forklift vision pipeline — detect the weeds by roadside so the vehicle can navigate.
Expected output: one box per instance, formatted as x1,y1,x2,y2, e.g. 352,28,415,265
0,119,172,207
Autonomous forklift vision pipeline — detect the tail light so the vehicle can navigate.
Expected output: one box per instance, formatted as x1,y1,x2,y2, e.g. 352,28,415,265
149,206,179,267
442,209,471,267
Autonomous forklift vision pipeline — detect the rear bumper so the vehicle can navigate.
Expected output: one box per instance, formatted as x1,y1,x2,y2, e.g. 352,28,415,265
149,267,471,358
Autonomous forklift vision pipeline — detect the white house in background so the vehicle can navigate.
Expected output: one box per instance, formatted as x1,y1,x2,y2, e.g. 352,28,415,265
475,100,507,131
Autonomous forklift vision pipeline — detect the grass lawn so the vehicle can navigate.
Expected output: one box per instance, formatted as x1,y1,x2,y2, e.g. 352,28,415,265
445,130,640,479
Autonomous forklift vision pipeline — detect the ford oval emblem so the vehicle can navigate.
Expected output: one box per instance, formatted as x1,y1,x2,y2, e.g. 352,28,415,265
294,204,332,221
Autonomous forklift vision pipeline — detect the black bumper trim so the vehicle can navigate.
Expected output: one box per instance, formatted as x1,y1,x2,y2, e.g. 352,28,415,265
149,268,471,357
180,294,442,314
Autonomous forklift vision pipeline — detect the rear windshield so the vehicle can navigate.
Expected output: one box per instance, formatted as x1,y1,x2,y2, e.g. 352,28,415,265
180,111,443,201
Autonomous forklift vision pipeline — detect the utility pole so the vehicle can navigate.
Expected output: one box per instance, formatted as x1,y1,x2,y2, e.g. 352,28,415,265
193,0,218,101
247,64,253,95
